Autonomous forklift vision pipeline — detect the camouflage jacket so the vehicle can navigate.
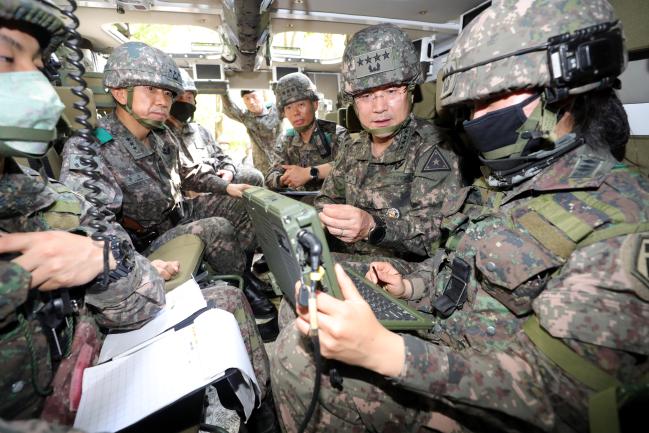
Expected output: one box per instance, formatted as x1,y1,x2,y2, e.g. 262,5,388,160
169,122,236,195
266,119,351,191
221,94,281,175
0,159,165,419
315,115,461,259
61,113,207,232
396,144,649,431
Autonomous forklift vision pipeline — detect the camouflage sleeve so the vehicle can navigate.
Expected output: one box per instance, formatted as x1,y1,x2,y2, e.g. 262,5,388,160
393,334,550,429
0,418,89,433
0,261,32,328
198,125,235,172
76,198,166,331
264,135,290,189
85,251,166,331
177,138,229,194
59,136,123,218
221,93,245,123
314,136,352,210
378,133,462,257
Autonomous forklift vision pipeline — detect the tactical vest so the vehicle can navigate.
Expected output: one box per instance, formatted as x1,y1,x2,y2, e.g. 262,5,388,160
438,164,649,433
1,178,82,419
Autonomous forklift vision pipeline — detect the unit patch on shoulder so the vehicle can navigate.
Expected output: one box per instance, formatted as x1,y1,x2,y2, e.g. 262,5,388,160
422,147,450,172
632,235,649,287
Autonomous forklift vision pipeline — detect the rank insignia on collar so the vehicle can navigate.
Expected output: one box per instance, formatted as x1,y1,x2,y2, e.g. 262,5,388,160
386,208,400,219
422,147,450,172
632,235,649,286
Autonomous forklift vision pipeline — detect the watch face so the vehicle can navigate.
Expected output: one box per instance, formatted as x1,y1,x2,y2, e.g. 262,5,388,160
310,167,319,178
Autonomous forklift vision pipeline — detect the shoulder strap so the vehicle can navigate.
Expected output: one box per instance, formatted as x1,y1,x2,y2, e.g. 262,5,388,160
94,127,113,145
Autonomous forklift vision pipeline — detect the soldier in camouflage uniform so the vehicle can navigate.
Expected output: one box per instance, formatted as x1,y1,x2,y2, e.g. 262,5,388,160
314,24,462,261
0,0,166,428
221,89,281,176
167,68,265,192
271,2,649,432
60,42,276,319
266,73,352,196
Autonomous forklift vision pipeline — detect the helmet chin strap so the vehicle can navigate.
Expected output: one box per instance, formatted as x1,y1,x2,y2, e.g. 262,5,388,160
356,84,415,138
117,87,167,130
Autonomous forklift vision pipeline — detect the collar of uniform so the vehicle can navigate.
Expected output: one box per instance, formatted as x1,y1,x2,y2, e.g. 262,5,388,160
102,113,155,160
501,144,614,205
0,158,56,219
354,113,417,164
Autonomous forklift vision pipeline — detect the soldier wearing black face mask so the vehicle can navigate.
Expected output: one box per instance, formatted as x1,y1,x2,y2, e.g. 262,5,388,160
167,68,264,188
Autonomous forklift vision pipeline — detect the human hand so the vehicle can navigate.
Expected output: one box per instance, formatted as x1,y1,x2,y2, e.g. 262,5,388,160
226,183,252,198
318,204,374,243
0,231,115,291
366,262,411,299
150,259,180,280
279,165,310,188
216,169,234,183
295,264,405,376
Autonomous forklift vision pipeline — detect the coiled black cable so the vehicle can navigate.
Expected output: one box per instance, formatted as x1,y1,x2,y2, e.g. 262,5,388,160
42,0,113,285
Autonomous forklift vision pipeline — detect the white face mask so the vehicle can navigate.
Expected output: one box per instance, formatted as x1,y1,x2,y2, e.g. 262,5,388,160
0,71,65,158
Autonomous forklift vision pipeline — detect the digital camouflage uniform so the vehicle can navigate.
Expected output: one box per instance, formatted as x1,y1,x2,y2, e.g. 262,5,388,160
315,114,461,259
315,24,462,260
61,113,253,275
221,93,281,176
169,68,264,190
0,159,166,421
266,119,351,192
271,4,649,433
170,121,264,189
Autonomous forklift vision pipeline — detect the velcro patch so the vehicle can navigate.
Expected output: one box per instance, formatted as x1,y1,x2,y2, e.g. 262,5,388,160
569,155,604,179
422,147,450,172
124,171,149,187
632,235,649,287
353,48,396,79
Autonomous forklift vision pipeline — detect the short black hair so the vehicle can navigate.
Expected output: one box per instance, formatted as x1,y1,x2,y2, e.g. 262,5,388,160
241,90,256,97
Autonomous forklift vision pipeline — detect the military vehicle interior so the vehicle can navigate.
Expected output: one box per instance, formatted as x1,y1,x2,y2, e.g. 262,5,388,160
42,0,647,176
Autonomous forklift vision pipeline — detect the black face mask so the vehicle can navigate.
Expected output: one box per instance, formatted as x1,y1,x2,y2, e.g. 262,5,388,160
462,94,539,157
170,101,196,123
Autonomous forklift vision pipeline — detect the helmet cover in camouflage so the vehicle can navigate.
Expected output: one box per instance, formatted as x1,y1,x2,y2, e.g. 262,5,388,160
178,67,197,94
104,42,183,96
439,0,623,109
342,24,423,96
0,0,66,56
274,72,318,113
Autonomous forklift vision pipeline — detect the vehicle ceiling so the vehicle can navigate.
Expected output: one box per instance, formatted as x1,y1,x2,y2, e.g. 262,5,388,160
70,0,487,73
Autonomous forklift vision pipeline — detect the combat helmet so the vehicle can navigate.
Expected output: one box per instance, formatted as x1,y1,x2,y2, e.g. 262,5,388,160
274,72,318,114
104,42,182,129
0,0,66,158
178,67,197,95
342,24,422,98
438,0,624,110
0,0,66,57
342,24,422,136
437,0,625,187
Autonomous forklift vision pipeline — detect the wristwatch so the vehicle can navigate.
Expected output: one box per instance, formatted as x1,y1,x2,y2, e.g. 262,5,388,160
309,166,319,181
107,235,135,283
367,216,386,245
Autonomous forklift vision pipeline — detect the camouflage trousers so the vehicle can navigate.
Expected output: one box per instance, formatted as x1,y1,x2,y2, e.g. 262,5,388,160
251,142,273,178
188,193,257,256
146,216,246,275
202,285,270,399
270,326,468,433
